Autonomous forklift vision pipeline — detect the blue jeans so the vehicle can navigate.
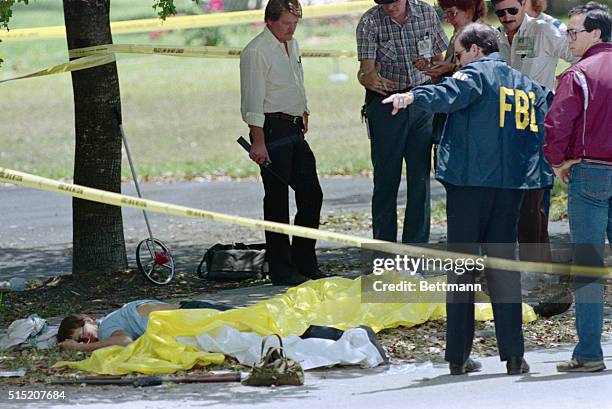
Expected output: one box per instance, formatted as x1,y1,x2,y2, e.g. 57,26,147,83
568,162,612,362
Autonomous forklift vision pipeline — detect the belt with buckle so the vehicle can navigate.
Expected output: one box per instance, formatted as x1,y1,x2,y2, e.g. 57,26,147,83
265,112,303,125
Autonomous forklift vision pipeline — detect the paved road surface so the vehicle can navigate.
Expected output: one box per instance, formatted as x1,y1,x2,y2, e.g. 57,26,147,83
1,339,610,409
0,177,446,281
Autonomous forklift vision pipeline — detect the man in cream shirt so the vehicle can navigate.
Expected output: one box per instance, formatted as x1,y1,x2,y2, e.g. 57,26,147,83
494,0,576,91
492,0,578,313
240,0,324,286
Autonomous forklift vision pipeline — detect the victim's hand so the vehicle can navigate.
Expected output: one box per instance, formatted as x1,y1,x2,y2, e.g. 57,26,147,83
58,339,82,351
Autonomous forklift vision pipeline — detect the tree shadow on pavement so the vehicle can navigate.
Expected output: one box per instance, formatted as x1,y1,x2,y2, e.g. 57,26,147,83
0,247,72,281
0,241,366,282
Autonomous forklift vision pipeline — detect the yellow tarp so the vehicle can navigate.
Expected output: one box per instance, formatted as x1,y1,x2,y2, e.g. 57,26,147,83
54,275,536,375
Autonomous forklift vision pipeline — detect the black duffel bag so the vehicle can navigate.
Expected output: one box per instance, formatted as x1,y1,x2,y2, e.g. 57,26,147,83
197,243,266,281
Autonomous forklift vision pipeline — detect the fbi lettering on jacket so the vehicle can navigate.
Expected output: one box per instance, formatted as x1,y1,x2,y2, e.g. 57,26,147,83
499,86,539,132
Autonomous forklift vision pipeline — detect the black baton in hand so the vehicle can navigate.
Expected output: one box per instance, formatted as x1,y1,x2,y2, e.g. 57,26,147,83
237,136,288,185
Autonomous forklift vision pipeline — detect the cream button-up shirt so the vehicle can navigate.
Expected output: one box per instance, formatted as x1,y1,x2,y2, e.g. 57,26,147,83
498,14,578,90
240,27,308,128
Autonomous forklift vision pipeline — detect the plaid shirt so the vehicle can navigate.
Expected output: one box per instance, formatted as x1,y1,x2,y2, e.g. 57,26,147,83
357,0,448,89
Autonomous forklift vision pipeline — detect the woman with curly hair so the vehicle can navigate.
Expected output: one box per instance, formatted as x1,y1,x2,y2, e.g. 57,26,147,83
414,0,488,149
415,0,487,78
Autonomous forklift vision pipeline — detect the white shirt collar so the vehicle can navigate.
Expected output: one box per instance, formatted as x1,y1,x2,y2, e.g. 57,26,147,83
263,26,293,51
517,14,533,35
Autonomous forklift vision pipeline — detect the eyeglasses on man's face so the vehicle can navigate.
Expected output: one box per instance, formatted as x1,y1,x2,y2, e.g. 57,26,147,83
566,28,588,41
453,48,467,61
495,7,520,18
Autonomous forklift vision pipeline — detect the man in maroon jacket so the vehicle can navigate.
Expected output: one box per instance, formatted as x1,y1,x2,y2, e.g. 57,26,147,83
543,1,611,373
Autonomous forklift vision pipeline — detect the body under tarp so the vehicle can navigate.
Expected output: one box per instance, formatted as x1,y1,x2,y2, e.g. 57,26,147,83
54,275,536,375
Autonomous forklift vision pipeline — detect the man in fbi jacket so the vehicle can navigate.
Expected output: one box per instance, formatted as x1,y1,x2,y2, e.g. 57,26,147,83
383,22,553,376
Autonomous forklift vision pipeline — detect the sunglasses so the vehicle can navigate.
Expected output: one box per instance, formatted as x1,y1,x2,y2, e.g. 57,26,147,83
495,7,520,18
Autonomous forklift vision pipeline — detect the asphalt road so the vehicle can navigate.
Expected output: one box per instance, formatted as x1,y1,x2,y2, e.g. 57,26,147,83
1,340,611,409
0,177,446,281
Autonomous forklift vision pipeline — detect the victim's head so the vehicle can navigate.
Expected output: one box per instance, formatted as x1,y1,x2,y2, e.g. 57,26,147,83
57,314,99,344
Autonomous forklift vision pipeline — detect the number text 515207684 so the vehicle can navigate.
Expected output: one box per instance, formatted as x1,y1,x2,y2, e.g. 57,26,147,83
8,390,66,400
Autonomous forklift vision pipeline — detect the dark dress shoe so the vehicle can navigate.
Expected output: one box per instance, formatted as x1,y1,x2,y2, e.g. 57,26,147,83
270,273,309,286
358,325,389,364
533,288,573,318
449,358,482,375
301,269,336,280
507,356,530,375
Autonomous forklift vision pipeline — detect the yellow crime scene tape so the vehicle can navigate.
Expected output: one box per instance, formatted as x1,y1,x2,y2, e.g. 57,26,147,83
0,0,380,42
67,43,356,59
0,43,354,84
1,167,610,279
0,54,116,84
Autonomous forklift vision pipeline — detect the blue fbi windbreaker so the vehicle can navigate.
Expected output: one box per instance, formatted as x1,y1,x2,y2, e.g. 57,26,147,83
411,52,553,189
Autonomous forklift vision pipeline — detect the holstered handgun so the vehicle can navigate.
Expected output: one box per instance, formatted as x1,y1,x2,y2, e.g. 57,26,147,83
361,104,371,139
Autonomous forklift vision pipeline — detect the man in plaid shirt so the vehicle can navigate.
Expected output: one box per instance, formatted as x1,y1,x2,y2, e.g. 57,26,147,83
357,0,448,244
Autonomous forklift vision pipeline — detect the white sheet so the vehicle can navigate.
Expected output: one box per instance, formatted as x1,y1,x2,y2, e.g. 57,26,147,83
177,326,386,370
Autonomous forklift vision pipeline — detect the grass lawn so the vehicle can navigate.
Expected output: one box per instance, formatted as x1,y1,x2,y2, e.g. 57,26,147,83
0,3,571,180
1,2,370,179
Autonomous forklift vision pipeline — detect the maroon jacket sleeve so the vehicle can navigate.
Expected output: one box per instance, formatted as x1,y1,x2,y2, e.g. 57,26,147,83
543,71,584,167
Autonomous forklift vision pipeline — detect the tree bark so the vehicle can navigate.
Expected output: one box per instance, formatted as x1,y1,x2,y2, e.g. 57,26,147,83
63,0,128,276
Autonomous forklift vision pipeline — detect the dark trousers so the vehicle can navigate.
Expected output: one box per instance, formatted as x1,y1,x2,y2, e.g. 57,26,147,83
260,116,323,280
518,188,551,261
444,183,525,364
179,300,232,311
366,93,433,243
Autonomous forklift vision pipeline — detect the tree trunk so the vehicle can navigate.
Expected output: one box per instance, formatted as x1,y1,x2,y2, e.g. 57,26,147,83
63,0,128,277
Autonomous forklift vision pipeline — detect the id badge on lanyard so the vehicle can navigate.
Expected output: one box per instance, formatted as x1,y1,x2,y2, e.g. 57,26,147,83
417,33,433,59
